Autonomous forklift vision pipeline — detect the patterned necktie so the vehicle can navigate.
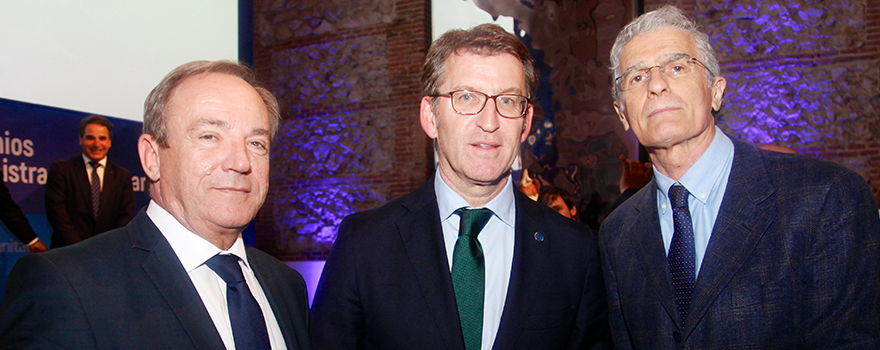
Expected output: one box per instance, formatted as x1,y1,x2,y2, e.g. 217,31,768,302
205,254,271,350
668,184,696,323
452,208,493,350
88,161,101,218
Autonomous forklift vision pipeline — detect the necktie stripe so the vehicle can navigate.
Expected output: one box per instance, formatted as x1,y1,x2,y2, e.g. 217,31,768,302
89,162,101,218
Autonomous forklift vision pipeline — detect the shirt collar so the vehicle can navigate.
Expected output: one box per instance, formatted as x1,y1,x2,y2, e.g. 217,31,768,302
655,126,734,206
82,154,107,167
146,200,249,273
434,169,516,228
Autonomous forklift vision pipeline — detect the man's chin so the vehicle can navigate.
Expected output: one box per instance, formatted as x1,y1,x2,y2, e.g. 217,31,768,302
87,153,107,161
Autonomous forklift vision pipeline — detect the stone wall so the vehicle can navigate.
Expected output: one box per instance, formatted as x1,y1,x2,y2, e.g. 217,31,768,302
255,0,880,260
643,0,880,197
253,0,431,260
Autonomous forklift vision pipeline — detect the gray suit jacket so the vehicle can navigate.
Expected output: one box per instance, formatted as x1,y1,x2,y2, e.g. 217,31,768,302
599,136,880,349
0,210,312,350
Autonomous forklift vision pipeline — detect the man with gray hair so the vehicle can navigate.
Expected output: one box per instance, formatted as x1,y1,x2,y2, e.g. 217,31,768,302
1,61,311,349
599,5,879,349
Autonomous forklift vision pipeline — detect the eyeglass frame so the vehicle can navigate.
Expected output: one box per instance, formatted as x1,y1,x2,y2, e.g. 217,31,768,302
429,90,531,119
614,56,713,92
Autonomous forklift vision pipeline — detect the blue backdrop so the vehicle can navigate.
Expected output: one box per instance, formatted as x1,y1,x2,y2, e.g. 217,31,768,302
0,98,149,295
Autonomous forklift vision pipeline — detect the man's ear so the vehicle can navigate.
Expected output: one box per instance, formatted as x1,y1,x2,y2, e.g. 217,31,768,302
420,96,439,139
138,134,160,182
520,103,534,143
711,76,727,112
614,101,631,131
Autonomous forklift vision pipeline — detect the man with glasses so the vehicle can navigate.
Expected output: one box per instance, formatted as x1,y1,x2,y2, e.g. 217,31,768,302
600,6,879,349
311,23,612,350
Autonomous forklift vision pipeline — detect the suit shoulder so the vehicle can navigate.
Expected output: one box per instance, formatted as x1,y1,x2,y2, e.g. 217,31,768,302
246,246,300,275
48,157,80,171
756,149,866,190
105,160,133,176
39,226,131,265
341,189,428,229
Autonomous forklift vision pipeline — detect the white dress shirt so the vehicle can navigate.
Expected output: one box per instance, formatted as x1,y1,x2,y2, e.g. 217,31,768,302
82,154,106,189
434,171,516,350
146,201,287,350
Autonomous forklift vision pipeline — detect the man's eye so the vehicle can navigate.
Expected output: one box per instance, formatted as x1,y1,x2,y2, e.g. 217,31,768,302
498,97,515,105
630,73,645,84
668,64,686,73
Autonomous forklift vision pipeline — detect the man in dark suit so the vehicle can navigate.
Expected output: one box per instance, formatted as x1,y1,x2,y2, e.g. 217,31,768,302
45,115,136,248
0,181,47,252
600,6,880,349
310,24,612,350
0,61,312,349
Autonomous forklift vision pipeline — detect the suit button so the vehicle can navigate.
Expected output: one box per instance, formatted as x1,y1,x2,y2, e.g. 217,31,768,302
673,331,682,343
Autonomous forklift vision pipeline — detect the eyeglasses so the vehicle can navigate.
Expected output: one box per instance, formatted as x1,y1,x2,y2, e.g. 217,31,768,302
430,90,530,119
615,57,711,92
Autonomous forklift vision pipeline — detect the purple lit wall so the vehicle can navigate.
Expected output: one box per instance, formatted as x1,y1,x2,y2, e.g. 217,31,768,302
689,0,880,185
252,0,431,261
253,0,880,270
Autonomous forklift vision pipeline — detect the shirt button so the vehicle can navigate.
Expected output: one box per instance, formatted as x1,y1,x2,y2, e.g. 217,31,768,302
673,330,682,343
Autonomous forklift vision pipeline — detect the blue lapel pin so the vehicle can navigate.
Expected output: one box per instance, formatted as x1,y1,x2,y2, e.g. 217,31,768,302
534,232,544,242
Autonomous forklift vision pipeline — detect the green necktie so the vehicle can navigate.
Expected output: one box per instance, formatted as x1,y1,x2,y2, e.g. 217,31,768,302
452,207,493,350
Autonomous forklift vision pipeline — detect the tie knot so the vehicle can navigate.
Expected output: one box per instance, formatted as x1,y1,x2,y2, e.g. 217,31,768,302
669,185,690,209
205,254,245,284
455,208,493,238
89,161,101,169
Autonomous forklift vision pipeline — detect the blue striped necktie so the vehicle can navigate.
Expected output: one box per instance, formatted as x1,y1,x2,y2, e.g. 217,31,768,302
88,161,100,218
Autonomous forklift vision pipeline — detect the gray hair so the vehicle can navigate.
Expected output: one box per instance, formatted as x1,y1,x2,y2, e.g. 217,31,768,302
143,60,279,148
609,5,720,101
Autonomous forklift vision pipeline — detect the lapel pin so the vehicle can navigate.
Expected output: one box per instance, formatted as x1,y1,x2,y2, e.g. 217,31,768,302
534,231,544,242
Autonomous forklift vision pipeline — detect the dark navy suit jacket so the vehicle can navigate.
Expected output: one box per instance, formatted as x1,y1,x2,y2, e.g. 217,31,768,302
599,136,880,349
45,156,136,248
0,210,312,350
0,180,37,244
310,179,612,350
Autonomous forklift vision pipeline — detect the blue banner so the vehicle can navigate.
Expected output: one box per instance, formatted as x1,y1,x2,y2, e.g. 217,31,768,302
0,98,149,295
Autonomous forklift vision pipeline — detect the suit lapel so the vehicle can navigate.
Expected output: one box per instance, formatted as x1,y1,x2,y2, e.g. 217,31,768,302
491,190,546,349
397,181,464,350
98,163,116,209
72,157,94,218
628,181,681,326
127,211,225,350
249,249,307,350
684,139,775,335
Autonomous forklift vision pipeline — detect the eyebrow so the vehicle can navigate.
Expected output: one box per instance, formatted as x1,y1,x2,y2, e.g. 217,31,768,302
449,86,525,95
188,118,271,138
620,52,692,77
190,118,229,131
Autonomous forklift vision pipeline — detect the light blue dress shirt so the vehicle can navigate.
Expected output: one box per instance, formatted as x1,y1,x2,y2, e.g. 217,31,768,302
654,127,734,276
434,170,516,350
